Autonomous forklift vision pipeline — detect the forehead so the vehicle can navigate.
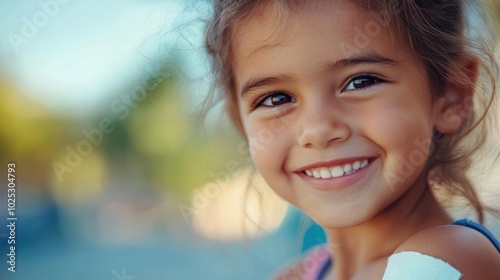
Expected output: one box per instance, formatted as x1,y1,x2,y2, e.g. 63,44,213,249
230,0,406,90
232,1,361,58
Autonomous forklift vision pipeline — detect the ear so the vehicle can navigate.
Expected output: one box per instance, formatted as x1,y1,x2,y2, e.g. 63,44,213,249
433,55,478,134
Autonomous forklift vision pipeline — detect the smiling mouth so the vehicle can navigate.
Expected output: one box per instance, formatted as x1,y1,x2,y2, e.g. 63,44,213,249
303,159,371,179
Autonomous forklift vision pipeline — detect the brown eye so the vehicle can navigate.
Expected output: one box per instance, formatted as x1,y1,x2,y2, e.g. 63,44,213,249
344,75,381,91
257,92,296,108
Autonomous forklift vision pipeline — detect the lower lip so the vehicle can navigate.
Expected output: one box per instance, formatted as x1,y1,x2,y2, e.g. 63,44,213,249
297,159,376,191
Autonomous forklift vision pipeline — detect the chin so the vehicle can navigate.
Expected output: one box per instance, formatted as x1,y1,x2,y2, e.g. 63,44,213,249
306,206,376,230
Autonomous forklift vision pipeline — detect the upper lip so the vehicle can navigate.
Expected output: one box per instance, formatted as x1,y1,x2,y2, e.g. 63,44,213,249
294,156,376,172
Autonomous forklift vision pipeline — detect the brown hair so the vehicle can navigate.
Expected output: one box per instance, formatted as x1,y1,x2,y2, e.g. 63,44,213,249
203,0,499,222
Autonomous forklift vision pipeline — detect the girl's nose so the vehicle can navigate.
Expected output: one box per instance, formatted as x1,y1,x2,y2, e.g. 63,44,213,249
297,99,351,149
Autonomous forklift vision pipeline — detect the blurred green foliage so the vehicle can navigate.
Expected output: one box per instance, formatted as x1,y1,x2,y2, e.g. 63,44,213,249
0,58,247,209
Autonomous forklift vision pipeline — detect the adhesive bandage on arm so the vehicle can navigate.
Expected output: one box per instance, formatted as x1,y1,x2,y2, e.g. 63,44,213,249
382,251,462,280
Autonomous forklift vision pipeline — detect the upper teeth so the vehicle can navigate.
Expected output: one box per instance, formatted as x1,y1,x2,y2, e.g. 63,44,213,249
304,159,369,179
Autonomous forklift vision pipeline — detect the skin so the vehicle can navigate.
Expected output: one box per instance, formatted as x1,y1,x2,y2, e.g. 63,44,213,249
230,1,500,279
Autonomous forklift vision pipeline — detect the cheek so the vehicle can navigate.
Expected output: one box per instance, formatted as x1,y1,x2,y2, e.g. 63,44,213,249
247,123,287,168
364,99,432,190
244,116,295,192
383,111,432,147
244,114,294,158
361,90,434,151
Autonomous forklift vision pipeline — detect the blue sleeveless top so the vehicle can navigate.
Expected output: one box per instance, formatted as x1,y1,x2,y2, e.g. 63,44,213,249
314,219,500,280
452,219,500,252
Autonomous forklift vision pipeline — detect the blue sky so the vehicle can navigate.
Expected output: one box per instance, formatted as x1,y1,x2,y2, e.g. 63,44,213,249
0,0,208,117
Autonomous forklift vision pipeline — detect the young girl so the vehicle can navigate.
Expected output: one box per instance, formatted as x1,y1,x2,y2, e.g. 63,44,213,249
203,0,500,279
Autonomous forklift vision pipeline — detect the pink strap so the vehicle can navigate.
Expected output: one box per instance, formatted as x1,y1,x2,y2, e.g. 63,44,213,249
273,246,331,280
302,246,331,280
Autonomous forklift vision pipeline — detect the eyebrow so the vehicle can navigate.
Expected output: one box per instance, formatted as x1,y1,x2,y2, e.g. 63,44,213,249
321,54,397,73
239,54,397,97
240,74,296,97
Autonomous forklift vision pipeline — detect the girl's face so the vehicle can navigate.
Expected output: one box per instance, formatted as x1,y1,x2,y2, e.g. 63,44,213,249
232,1,445,227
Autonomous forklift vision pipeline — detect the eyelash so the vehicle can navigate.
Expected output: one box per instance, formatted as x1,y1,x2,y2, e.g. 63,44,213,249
343,74,384,91
252,74,384,109
253,91,296,109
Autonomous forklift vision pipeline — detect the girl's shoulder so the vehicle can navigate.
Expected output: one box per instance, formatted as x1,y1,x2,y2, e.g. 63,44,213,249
272,220,500,279
271,246,331,280
392,220,500,279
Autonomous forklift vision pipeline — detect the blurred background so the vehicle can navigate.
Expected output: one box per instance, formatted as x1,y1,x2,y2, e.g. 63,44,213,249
0,0,498,279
